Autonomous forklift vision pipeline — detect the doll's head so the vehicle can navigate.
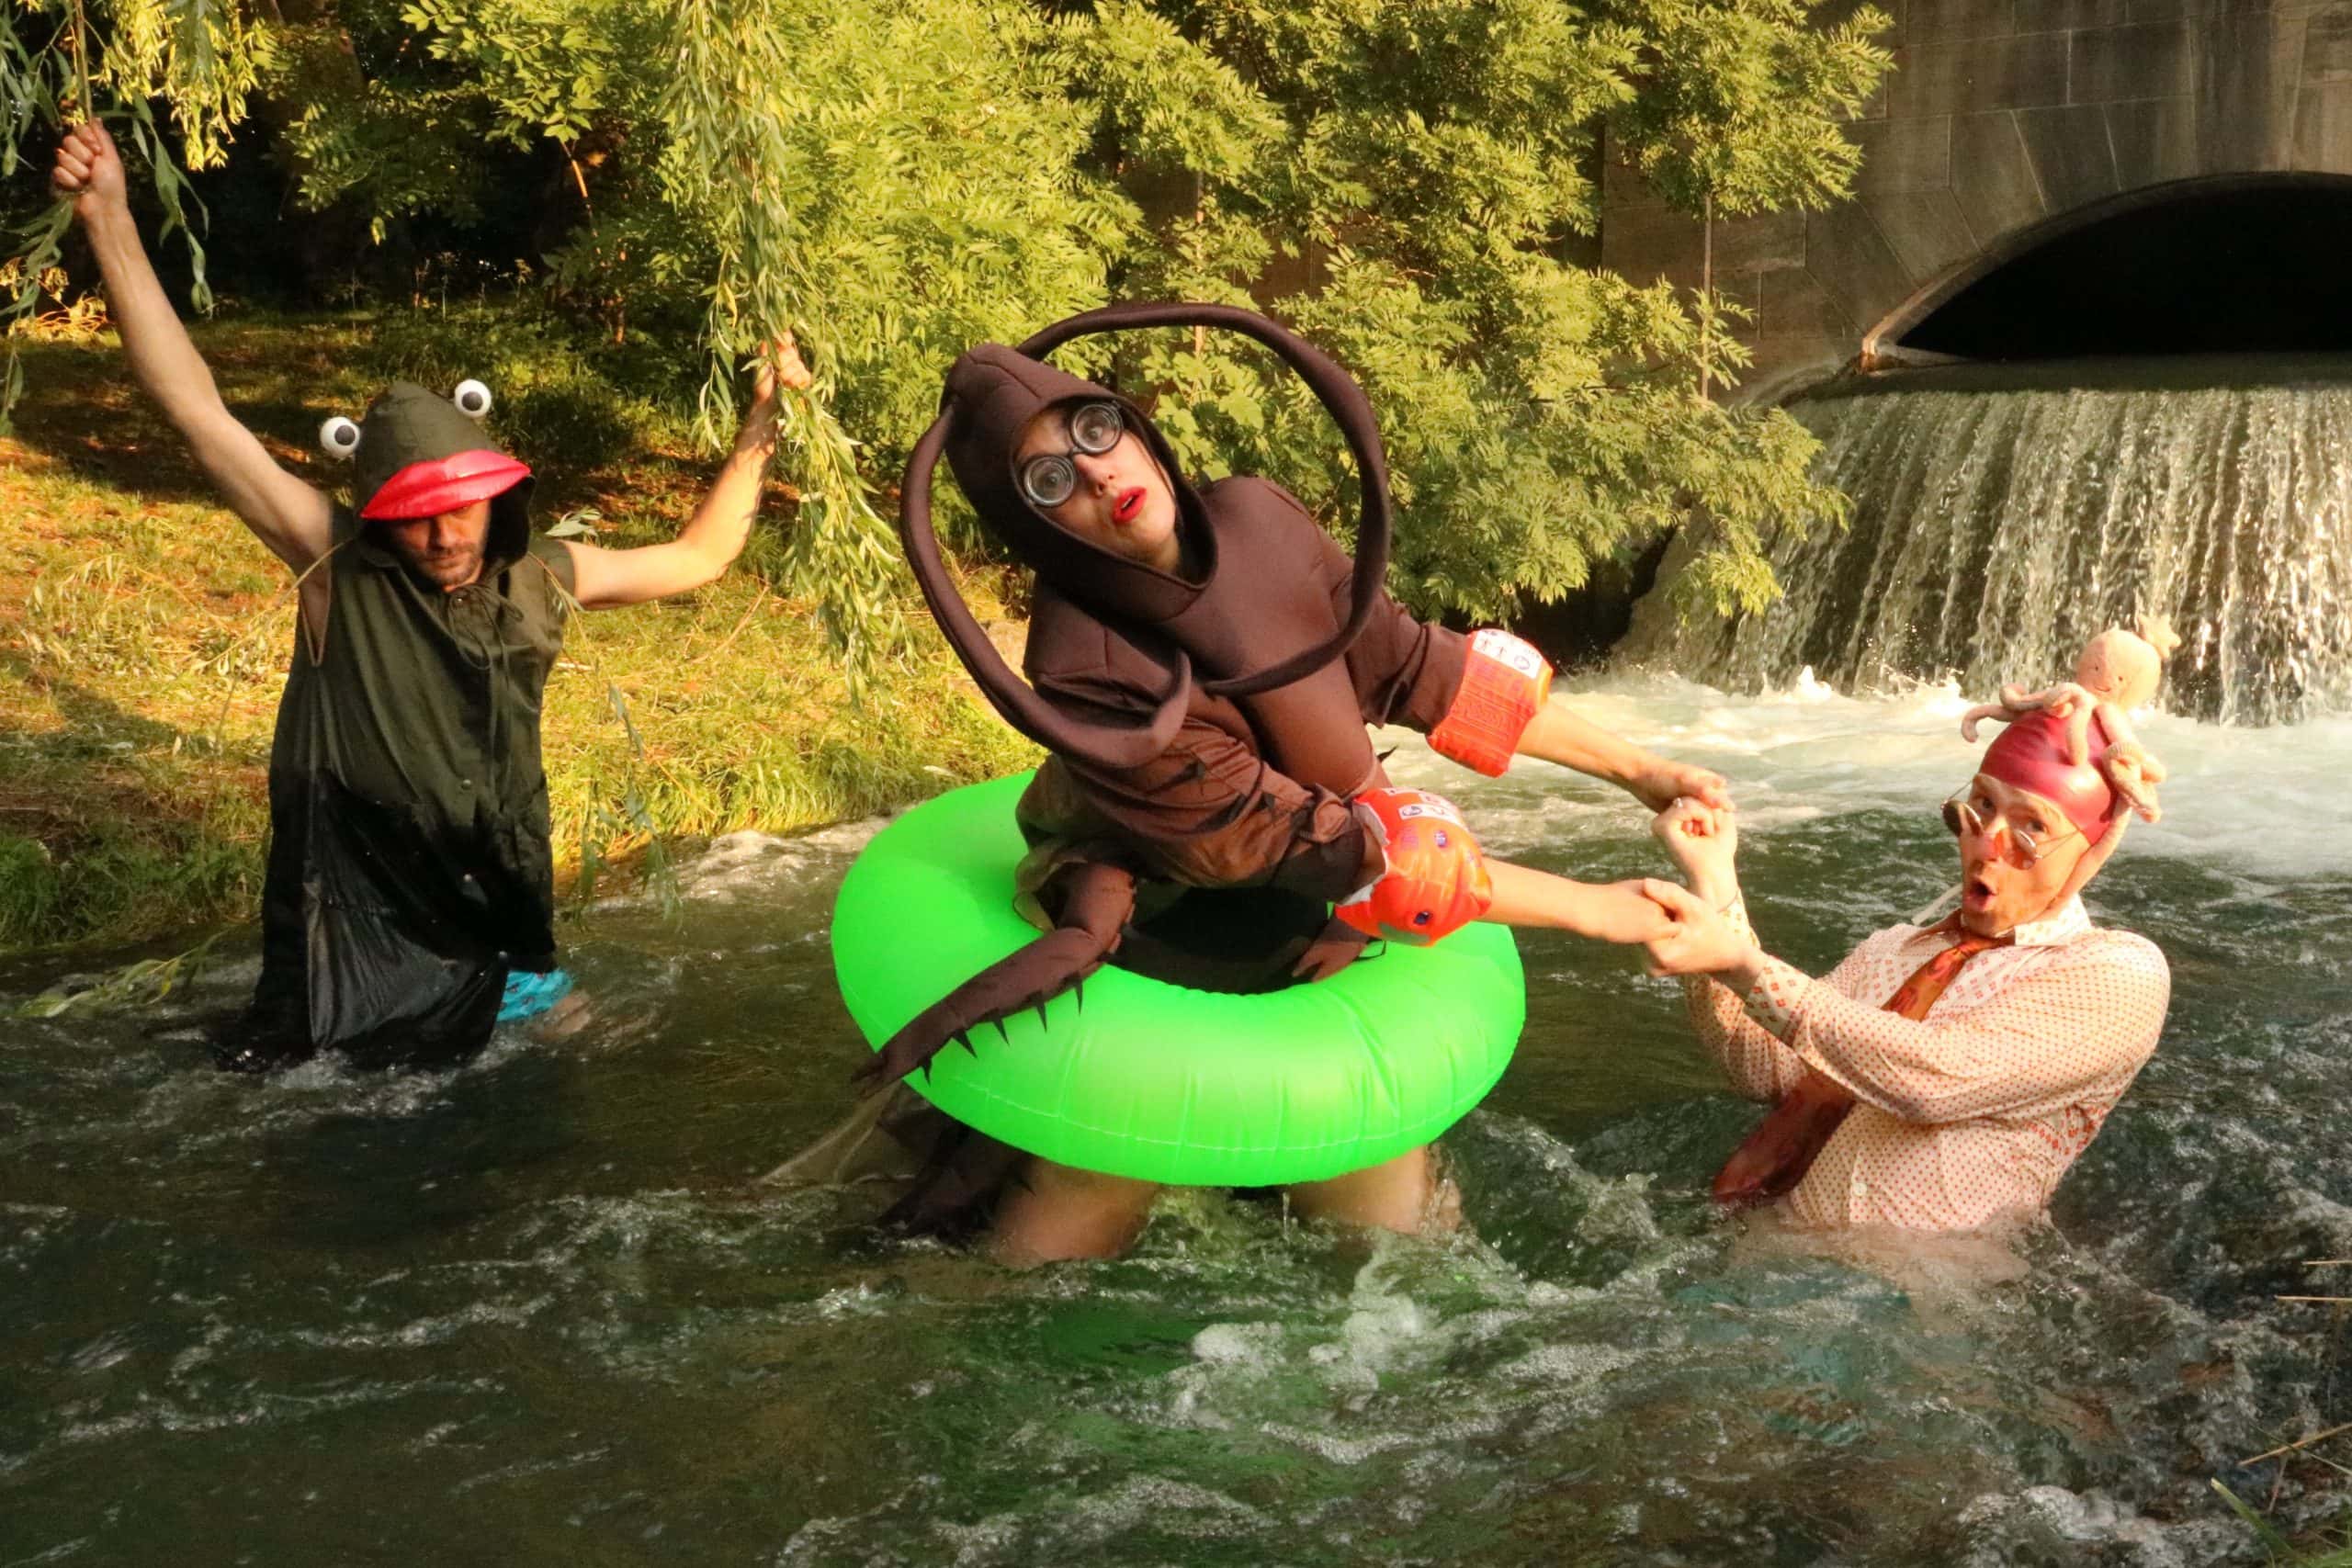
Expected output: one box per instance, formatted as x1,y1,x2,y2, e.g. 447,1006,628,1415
2074,615,2180,710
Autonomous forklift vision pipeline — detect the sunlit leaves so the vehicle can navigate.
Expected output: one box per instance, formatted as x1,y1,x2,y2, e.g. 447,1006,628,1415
2,0,242,427
1603,0,1892,219
1050,1,1283,182
1094,0,1875,621
401,0,639,148
2,0,1891,646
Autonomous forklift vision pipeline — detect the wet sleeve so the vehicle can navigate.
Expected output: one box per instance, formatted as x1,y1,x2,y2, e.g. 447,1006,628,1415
1683,898,1808,1100
1746,934,2170,1125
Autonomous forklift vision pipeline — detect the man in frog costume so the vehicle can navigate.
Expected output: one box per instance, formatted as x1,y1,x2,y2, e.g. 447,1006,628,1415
53,120,806,1069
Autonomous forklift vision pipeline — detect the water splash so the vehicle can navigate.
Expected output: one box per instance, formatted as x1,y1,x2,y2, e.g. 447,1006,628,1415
1629,358,2352,724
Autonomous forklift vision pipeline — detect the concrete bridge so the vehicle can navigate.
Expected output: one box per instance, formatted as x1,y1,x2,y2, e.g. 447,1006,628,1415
1600,0,2352,400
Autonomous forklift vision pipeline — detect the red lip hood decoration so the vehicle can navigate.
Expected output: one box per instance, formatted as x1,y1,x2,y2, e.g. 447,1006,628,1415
359,449,533,522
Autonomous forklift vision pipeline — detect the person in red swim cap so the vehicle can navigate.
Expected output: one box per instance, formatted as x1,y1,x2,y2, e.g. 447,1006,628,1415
1634,685,2172,1234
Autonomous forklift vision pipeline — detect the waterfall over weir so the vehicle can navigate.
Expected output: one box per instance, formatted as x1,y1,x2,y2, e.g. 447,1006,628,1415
1626,356,2352,723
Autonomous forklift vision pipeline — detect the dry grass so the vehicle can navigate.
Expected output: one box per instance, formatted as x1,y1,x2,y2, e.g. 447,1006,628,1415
0,312,1035,953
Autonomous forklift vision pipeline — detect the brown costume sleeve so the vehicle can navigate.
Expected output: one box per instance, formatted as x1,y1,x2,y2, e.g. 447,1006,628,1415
1024,730,1376,904
854,859,1139,1091
1263,487,1469,733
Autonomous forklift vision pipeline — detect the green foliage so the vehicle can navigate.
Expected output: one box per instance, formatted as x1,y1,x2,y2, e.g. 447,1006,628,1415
1604,0,1892,220
1087,0,1876,618
15,931,227,1018
1055,2,1283,183
3,0,236,430
0,834,63,948
2211,1480,2352,1565
100,0,273,169
6,0,1894,651
362,304,690,469
401,0,640,149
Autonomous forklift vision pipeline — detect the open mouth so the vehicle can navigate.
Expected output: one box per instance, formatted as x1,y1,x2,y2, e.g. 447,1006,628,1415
1963,872,1997,908
1114,487,1145,525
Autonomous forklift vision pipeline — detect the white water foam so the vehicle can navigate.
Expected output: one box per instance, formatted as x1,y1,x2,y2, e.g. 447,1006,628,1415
1377,671,2352,882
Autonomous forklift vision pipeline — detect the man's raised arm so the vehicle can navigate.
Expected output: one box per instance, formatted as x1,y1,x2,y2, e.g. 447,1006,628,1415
51,122,333,571
560,339,809,610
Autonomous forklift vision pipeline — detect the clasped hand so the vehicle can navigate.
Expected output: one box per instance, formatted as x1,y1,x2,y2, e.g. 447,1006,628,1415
1635,798,1758,978
1628,758,1734,816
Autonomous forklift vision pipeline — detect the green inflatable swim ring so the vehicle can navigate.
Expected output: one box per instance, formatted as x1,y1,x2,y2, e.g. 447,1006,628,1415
831,772,1527,1187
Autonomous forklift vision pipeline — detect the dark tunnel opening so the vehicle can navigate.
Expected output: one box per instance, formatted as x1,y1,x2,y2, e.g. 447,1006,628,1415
1897,178,2352,360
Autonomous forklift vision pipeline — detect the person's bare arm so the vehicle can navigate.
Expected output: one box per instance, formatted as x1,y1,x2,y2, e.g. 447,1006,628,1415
562,341,808,610
1482,860,1677,943
1516,701,1731,814
52,123,333,571
1311,521,1731,815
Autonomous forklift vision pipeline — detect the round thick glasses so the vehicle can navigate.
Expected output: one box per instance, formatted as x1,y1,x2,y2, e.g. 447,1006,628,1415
1019,401,1125,509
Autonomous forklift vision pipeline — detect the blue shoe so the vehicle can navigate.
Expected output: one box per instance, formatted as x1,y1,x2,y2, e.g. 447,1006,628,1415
498,967,574,1023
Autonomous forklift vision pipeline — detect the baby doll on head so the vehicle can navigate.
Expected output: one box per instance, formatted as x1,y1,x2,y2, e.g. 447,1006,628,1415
1960,616,2179,823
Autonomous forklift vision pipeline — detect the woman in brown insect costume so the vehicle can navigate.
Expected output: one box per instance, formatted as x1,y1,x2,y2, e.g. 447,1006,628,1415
795,304,1732,1263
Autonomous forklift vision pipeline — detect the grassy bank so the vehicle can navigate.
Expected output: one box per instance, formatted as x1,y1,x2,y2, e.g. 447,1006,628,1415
0,311,1036,953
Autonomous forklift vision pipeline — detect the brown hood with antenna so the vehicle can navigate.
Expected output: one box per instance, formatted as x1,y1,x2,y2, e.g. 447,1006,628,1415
900,302,1395,773
941,345,1212,629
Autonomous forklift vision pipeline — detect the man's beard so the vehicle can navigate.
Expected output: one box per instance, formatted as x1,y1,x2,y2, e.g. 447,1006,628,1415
409,546,484,588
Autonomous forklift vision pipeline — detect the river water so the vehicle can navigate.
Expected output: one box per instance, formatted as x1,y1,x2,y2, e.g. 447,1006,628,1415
5,675,2349,1565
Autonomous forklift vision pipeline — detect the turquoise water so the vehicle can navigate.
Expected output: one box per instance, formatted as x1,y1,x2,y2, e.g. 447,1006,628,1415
5,676,2346,1564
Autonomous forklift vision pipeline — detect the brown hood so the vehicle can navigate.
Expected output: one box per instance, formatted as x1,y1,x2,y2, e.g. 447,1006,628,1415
943,346,1213,628
900,302,1396,772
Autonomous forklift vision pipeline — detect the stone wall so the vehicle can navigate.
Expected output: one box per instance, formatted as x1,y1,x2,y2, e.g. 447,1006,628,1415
1600,0,2352,400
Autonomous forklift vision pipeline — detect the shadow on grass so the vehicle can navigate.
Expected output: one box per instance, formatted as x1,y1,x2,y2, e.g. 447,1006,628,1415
0,648,269,953
7,321,375,509
7,655,192,756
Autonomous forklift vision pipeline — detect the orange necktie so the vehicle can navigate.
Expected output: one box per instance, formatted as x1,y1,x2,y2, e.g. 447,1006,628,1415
1712,918,2007,1206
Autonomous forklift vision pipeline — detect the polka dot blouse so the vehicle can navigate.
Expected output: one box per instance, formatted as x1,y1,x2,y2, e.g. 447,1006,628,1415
1684,897,2171,1231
